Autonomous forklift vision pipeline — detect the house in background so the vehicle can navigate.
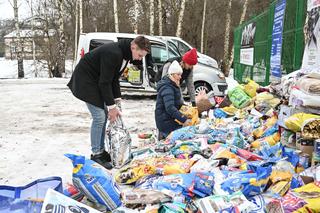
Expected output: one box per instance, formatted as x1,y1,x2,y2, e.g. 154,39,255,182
4,29,56,60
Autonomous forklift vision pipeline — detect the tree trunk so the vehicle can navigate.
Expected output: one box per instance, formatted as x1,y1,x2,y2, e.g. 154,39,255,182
27,0,37,77
56,0,65,77
79,0,83,33
176,0,186,37
133,0,138,34
227,0,249,74
13,0,24,78
150,0,154,35
200,0,207,53
113,0,119,32
158,0,162,35
74,0,78,63
222,0,232,75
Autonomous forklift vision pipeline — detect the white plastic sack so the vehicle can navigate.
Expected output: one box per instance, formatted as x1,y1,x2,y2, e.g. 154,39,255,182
41,189,102,213
289,88,320,108
107,117,131,168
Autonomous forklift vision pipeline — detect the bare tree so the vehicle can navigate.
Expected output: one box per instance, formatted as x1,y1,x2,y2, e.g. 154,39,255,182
56,0,65,76
227,0,249,73
113,0,119,32
79,0,83,33
176,0,186,37
149,0,154,35
74,0,78,62
200,0,207,53
25,0,37,76
133,0,138,33
222,0,232,74
12,0,24,78
157,0,162,35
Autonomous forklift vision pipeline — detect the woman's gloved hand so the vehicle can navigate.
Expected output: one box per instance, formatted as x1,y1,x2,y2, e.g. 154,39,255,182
183,119,192,127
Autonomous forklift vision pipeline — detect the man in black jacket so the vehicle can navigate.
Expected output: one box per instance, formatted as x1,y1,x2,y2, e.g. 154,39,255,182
68,36,150,169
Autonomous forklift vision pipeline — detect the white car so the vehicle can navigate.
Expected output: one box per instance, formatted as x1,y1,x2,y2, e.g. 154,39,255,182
157,36,219,68
75,32,227,96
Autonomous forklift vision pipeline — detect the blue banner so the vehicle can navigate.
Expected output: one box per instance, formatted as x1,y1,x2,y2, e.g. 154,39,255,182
270,0,286,78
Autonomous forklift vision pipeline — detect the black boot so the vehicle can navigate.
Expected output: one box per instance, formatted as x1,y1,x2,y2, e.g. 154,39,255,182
91,152,113,170
100,150,111,162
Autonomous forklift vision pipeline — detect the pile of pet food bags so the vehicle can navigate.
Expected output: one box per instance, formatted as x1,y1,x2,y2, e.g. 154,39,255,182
1,79,320,213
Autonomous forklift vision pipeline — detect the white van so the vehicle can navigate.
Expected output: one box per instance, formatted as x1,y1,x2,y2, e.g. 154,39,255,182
75,32,227,96
157,36,219,69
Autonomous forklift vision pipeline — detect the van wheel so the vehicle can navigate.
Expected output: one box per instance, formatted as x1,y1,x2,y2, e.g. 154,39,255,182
195,82,212,96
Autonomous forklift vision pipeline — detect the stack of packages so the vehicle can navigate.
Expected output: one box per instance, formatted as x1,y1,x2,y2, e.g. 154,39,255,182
72,79,318,212
52,79,318,213
2,79,319,213
271,68,320,171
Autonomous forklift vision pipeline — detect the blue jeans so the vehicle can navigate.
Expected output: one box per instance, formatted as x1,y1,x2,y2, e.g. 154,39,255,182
86,103,109,154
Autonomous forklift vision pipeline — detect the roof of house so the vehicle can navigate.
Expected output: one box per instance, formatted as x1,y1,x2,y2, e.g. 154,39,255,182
4,29,56,38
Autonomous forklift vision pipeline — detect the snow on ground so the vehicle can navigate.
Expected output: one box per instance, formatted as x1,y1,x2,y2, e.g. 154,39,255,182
0,57,74,79
0,78,156,186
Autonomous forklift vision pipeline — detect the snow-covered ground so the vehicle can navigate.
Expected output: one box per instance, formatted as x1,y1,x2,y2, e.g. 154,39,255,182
0,57,74,79
0,58,235,187
0,78,156,186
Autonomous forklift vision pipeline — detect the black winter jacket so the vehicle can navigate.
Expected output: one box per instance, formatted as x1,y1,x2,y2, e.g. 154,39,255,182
67,39,132,108
155,76,187,134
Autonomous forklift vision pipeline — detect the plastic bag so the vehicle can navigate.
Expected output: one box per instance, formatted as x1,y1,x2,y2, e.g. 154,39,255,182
65,154,122,210
169,126,196,144
210,143,240,160
122,188,171,205
40,189,101,213
127,66,141,84
196,191,256,213
251,132,280,149
175,105,199,126
196,90,216,114
159,202,186,213
0,176,63,213
244,79,259,97
280,191,307,212
255,92,280,108
153,172,215,199
228,86,252,109
301,118,320,139
146,156,195,175
248,195,266,213
227,127,248,149
63,183,84,202
221,165,272,197
293,182,320,213
170,141,201,158
213,108,228,118
252,116,278,139
231,147,263,161
115,164,156,184
284,113,320,132
107,117,131,168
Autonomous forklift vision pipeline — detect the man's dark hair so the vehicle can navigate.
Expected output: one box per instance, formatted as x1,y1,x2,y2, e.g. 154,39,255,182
132,36,151,53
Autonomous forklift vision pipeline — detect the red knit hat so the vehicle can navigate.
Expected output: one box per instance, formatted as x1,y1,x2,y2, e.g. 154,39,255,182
182,48,198,65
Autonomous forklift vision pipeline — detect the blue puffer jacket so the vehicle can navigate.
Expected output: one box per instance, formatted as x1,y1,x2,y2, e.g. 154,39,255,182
155,76,187,135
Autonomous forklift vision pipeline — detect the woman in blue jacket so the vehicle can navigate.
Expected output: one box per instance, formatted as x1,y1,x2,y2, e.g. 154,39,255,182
155,60,191,138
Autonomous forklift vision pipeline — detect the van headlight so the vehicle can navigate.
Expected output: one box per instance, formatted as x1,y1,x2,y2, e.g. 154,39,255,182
218,71,225,79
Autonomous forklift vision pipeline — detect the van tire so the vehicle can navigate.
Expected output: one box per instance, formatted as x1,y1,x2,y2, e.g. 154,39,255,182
194,82,212,96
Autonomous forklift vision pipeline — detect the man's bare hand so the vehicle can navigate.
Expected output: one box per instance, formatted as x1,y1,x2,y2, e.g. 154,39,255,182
108,107,121,122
